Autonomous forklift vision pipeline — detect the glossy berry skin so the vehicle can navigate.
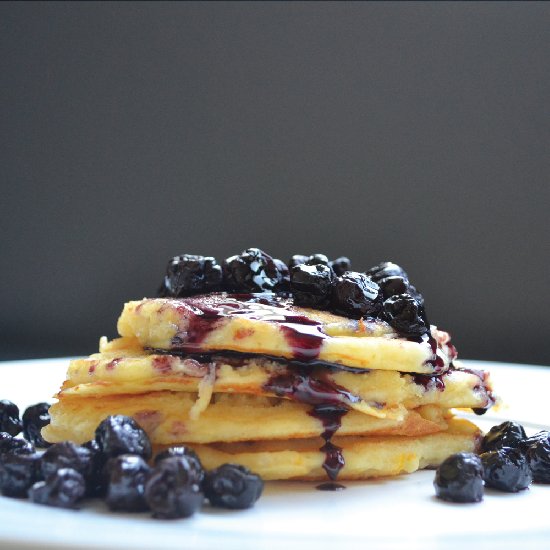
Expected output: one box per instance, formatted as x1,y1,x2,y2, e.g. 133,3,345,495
288,255,309,269
0,452,42,498
378,276,409,299
223,248,288,293
154,447,205,485
22,402,51,447
0,400,22,436
480,447,532,492
82,439,108,497
41,442,94,484
330,272,381,319
434,453,484,503
0,433,34,458
382,293,428,337
204,464,264,509
305,254,330,267
95,415,152,460
160,254,223,297
105,455,151,512
480,421,527,453
29,468,86,509
290,264,334,308
525,433,550,483
329,257,352,277
366,261,409,283
145,457,204,519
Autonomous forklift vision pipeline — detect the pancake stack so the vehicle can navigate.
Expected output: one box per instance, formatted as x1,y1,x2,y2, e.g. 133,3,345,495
44,289,494,481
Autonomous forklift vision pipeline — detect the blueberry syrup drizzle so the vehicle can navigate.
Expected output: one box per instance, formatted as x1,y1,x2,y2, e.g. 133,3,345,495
168,293,326,360
308,405,348,481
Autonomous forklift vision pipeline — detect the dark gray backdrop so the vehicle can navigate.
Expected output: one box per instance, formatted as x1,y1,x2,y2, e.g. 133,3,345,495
1,2,549,364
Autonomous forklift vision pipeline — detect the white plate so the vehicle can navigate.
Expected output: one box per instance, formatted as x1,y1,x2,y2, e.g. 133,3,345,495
1,358,549,550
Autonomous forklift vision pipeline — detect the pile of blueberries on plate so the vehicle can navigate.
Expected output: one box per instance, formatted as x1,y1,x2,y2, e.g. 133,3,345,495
434,421,550,502
0,400,263,518
158,247,429,337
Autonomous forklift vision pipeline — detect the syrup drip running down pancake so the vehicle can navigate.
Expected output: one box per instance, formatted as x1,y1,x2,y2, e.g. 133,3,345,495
117,293,456,374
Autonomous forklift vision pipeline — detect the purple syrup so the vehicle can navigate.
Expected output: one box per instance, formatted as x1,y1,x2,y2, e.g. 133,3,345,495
411,373,445,392
308,405,348,481
168,293,327,360
263,367,359,406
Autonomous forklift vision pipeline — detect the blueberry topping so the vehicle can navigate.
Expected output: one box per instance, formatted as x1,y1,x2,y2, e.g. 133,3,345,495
29,468,86,508
329,257,352,277
223,248,288,292
22,402,51,447
378,276,409,299
290,264,334,309
525,433,550,483
366,261,409,283
204,464,264,509
40,442,94,488
480,421,527,453
145,457,204,519
305,254,330,267
0,400,22,436
434,452,484,503
105,454,151,512
480,447,532,492
382,293,428,337
0,452,42,498
95,415,152,460
330,272,381,319
160,254,223,297
288,255,309,269
519,430,549,452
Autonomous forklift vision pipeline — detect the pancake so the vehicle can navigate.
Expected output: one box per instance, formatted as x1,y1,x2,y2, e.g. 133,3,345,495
42,393,449,445
165,418,481,480
43,288,492,482
117,294,456,374
60,338,494,415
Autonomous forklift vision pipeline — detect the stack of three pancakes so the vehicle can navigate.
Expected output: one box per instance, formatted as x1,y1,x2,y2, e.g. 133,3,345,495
43,293,494,481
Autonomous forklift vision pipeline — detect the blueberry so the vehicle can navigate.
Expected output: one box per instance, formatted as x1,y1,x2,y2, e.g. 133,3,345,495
82,439,108,496
366,261,409,283
154,446,205,485
378,276,409,299
105,455,151,512
480,447,532,492
330,272,381,319
145,457,204,519
480,421,527,453
204,464,263,509
525,434,550,483
22,402,51,447
0,400,22,436
434,452,484,503
329,257,352,277
0,433,34,459
41,442,94,488
0,452,42,498
305,254,330,267
517,430,548,451
290,264,334,308
382,293,428,337
95,415,152,460
160,254,223,297
223,248,288,293
29,468,86,508
288,255,309,269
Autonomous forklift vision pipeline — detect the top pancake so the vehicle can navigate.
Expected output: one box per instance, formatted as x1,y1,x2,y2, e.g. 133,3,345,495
117,293,455,374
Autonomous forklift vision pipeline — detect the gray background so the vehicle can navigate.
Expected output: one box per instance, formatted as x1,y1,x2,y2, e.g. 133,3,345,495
1,2,549,364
